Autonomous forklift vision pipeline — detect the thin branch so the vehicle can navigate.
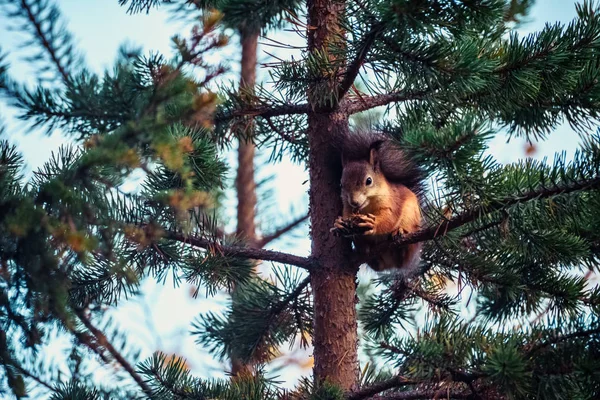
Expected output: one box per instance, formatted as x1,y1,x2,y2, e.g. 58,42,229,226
19,0,71,83
337,22,386,103
165,230,314,270
214,103,311,124
345,90,429,114
71,328,112,365
528,271,594,327
248,276,311,352
190,208,226,239
378,389,471,400
215,88,429,125
459,217,504,239
347,375,415,400
277,276,311,313
263,116,303,145
406,283,454,313
12,364,55,393
145,362,191,398
393,176,600,247
526,326,600,356
74,309,154,398
258,214,309,248
494,27,599,75
216,88,428,125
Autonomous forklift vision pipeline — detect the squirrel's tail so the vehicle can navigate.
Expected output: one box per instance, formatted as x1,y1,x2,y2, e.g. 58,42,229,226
369,241,422,274
401,242,422,274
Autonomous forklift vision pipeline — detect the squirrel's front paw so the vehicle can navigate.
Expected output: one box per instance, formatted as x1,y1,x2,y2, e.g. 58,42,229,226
355,213,376,235
330,216,351,237
330,216,366,237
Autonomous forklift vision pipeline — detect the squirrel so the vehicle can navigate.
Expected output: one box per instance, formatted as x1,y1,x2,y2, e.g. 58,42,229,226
330,130,425,272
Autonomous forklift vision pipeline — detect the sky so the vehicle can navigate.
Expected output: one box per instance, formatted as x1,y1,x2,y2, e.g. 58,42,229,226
0,0,593,397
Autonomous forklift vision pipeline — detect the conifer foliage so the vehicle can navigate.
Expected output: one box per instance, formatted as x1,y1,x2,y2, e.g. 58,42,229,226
2,0,600,399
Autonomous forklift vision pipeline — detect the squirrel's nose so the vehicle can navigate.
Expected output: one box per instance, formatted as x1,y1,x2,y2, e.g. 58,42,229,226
350,200,361,208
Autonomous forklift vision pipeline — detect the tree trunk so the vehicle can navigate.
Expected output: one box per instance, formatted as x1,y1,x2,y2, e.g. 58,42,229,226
307,0,359,391
232,28,259,377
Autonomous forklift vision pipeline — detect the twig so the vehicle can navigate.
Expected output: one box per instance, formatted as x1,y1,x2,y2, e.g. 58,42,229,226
263,116,302,145
216,89,428,125
528,270,594,327
347,375,415,400
406,282,453,313
165,230,315,270
526,326,600,356
146,361,191,398
258,214,309,248
276,276,311,313
246,276,311,354
393,176,600,247
12,364,55,393
190,208,226,239
376,389,471,399
19,0,71,83
74,309,154,398
214,103,311,124
337,22,386,103
71,329,112,364
345,90,429,114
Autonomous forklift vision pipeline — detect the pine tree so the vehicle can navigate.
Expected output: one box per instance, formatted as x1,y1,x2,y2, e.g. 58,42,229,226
182,0,305,377
3,1,600,400
121,0,306,376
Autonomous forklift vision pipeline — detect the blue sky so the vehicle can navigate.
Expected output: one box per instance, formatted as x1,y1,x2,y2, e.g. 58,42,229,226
0,0,592,396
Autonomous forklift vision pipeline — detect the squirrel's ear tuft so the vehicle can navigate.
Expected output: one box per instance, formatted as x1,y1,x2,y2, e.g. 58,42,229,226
369,148,380,171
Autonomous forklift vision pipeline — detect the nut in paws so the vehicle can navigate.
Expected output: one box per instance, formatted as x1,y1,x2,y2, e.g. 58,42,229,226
330,214,376,236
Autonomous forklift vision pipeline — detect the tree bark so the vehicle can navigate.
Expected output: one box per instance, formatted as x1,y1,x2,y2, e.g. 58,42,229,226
236,30,258,245
307,0,359,391
232,28,259,377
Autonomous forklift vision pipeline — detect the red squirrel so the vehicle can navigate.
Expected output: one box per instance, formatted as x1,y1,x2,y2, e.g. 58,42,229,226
331,131,424,272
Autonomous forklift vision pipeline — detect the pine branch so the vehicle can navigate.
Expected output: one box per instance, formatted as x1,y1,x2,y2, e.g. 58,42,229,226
337,22,386,103
393,175,600,247
71,329,112,365
378,36,455,76
407,282,455,313
190,209,226,239
527,269,591,327
347,375,415,400
526,326,600,356
262,116,303,145
12,364,55,393
143,360,191,398
269,275,310,317
258,213,309,247
377,389,471,400
495,16,600,76
18,0,73,83
215,103,311,124
218,89,430,126
242,275,311,353
165,230,314,270
74,309,153,398
192,273,311,363
345,90,429,114
118,0,163,14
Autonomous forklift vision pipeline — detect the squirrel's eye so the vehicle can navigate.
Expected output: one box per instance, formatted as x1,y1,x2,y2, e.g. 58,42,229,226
366,177,373,186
